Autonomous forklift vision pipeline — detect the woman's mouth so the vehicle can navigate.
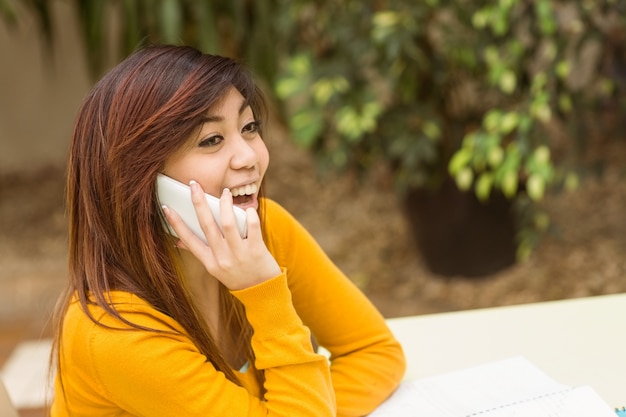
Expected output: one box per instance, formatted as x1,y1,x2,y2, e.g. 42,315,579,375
230,183,258,206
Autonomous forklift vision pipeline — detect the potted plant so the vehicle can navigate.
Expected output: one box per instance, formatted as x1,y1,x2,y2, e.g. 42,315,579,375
273,0,625,276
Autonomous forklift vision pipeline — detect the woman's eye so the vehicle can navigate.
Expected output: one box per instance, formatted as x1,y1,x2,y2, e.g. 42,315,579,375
198,135,223,148
242,121,261,135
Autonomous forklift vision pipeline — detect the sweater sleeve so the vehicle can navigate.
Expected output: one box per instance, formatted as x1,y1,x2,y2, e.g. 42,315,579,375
74,277,335,417
262,199,406,417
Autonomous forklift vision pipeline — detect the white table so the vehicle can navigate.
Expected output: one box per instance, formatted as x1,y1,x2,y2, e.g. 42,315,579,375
386,293,626,408
4,293,626,410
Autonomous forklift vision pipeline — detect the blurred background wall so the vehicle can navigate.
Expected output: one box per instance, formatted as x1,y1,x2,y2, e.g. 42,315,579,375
0,1,89,174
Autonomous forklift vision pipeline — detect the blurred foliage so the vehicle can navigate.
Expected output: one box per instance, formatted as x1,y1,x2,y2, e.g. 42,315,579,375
2,0,281,84
4,0,626,259
273,0,626,259
0,0,17,23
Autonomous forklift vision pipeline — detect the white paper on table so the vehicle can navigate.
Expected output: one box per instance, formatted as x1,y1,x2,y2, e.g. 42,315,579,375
369,356,616,417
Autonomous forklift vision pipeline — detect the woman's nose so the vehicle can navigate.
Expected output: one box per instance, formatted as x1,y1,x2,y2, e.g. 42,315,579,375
230,136,259,169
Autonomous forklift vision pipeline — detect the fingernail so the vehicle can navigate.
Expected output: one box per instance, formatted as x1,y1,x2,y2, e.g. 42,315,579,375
222,188,230,196
189,180,198,191
161,204,170,214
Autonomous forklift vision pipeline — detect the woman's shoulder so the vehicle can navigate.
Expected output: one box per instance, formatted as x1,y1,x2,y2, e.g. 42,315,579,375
260,198,301,241
64,291,186,336
59,292,204,396
261,197,291,220
61,291,195,371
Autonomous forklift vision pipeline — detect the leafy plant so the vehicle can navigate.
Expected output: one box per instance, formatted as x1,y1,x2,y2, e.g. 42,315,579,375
274,0,626,260
5,0,626,270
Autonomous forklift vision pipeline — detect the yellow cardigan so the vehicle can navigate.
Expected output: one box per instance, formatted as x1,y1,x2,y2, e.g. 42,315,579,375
51,198,406,416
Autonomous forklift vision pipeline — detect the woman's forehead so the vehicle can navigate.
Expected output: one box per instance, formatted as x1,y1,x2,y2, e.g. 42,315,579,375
203,87,251,120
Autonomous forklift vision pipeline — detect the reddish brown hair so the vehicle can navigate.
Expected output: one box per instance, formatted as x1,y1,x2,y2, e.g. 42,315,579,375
53,45,267,394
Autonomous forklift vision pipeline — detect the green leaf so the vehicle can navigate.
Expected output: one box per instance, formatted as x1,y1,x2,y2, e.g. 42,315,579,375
516,240,533,261
558,93,573,113
534,212,550,231
531,72,548,93
483,110,502,132
290,109,323,148
531,101,552,123
335,102,381,142
312,80,334,105
498,0,517,9
526,173,545,201
422,121,441,140
501,170,519,198
472,10,488,29
462,132,478,149
361,102,382,132
534,145,550,164
556,60,571,79
312,77,349,105
517,115,533,134
448,148,472,175
500,111,519,134
499,69,517,94
488,146,504,168
289,54,311,76
484,46,500,65
454,167,474,191
475,172,494,201
536,0,556,35
564,172,579,192
373,11,400,28
276,77,304,99
336,107,362,141
490,9,509,36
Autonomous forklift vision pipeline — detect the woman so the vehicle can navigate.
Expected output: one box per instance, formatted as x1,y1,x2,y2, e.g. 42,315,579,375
51,44,405,416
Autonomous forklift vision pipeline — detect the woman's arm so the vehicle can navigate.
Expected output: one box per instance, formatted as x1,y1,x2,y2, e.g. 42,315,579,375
263,199,406,417
62,284,335,417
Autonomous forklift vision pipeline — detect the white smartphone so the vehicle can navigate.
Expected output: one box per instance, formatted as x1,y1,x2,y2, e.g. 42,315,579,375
156,174,248,242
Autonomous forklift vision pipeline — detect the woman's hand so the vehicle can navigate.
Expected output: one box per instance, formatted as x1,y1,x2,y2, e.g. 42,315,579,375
162,180,281,290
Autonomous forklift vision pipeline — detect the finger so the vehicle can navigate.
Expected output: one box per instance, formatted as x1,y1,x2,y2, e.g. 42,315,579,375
175,239,188,251
162,205,220,273
243,207,263,242
189,180,224,245
218,188,245,244
161,204,211,259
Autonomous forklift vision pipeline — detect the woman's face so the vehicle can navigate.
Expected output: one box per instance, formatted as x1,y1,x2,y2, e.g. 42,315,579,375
163,87,269,211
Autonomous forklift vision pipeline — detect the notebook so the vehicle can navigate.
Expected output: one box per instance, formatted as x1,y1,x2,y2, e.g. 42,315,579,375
370,357,618,417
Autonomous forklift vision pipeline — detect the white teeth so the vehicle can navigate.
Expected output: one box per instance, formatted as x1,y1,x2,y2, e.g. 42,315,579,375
230,183,258,197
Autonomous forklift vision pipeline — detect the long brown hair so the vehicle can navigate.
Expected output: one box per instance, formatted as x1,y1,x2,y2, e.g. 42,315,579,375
53,45,267,393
